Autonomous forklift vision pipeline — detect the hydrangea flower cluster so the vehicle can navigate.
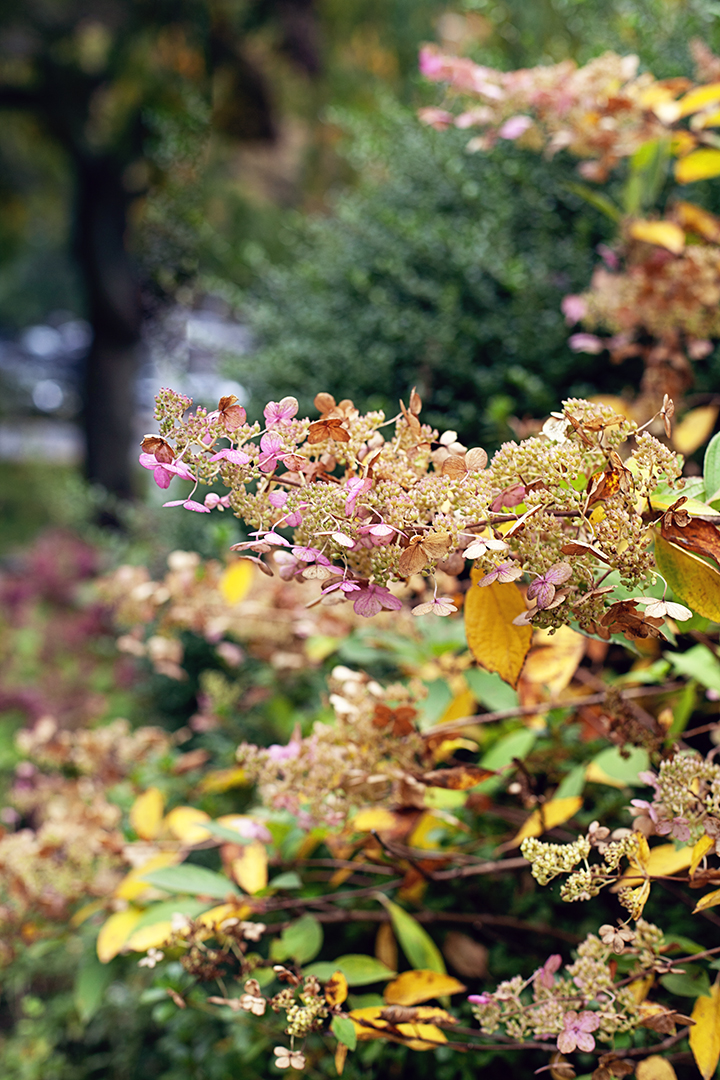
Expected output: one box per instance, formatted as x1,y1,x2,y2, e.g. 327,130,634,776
468,924,665,1051
145,389,683,638
630,753,720,846
235,666,424,826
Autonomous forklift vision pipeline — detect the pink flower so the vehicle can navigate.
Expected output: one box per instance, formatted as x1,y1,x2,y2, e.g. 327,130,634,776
534,954,562,990
268,490,288,508
139,452,195,490
476,561,523,586
561,294,587,325
292,546,330,565
417,107,454,130
204,493,231,510
258,432,285,473
163,498,211,513
526,562,572,609
345,477,372,516
267,741,301,763
556,1011,599,1054
353,584,403,618
264,397,299,427
468,993,493,1005
419,45,445,79
498,115,532,139
569,333,605,355
210,448,250,465
321,579,362,597
596,243,619,271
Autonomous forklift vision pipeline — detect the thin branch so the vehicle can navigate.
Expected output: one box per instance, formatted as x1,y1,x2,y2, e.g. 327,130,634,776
424,682,686,736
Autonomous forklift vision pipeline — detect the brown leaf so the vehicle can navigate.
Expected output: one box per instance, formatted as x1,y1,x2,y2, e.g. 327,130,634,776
600,600,665,640
421,765,495,790
561,541,612,563
141,435,174,463
399,399,422,438
441,931,488,978
372,704,417,737
398,538,429,577
661,516,720,570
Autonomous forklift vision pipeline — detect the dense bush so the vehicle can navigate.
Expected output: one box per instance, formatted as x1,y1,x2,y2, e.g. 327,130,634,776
231,103,627,446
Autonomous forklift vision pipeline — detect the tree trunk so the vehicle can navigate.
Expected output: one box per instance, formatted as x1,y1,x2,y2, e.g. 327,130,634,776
74,155,142,499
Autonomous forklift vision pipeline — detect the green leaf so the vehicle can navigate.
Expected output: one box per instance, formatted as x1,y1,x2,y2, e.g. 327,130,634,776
480,729,537,771
666,644,720,693
464,668,519,712
380,898,445,974
268,871,302,890
661,969,711,998
565,181,622,221
588,746,650,786
141,865,240,899
74,952,114,1023
201,821,256,844
555,764,587,799
623,138,670,215
130,899,212,935
704,432,720,504
270,914,323,965
331,1015,357,1050
304,956,396,986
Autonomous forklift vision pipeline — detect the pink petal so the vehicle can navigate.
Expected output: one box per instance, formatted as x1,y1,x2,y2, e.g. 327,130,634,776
569,333,604,355
498,115,532,140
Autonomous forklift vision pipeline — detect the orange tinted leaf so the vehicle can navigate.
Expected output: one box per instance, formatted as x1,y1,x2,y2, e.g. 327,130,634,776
421,765,494,790
384,970,466,1006
398,540,428,577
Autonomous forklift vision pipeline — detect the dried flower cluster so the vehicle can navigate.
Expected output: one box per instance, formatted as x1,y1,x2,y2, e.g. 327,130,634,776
146,390,684,640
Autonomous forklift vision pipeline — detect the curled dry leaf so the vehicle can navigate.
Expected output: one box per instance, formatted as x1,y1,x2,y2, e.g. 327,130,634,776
141,435,174,462
307,417,351,444
661,515,720,569
398,533,452,577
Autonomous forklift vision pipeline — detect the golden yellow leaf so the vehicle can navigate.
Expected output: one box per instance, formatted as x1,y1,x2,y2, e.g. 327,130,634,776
636,1055,678,1080
70,899,104,927
194,902,252,929
621,842,692,885
407,812,445,851
219,560,254,605
584,762,627,789
197,767,248,794
465,572,532,689
624,879,652,920
325,971,349,1007
691,835,716,876
676,82,720,117
438,687,476,726
521,625,585,697
690,980,720,1079
511,796,583,846
654,533,720,621
347,1007,447,1050
673,405,719,456
115,852,183,901
231,841,268,895
129,787,165,840
629,975,655,1004
396,1022,447,1051
675,200,720,241
676,148,720,183
126,921,175,953
384,970,466,1006
670,129,698,156
629,219,685,254
96,908,143,963
693,887,720,913
335,1042,348,1075
431,738,479,764
352,808,401,833
164,806,212,844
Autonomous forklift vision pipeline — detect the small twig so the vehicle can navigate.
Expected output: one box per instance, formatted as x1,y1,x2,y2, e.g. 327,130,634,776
370,829,434,882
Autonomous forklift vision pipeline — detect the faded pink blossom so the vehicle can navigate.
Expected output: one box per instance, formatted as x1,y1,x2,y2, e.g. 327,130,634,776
163,498,211,513
596,243,620,270
353,584,403,618
345,477,372,516
204,493,231,510
258,432,285,473
139,452,195,490
209,448,250,466
476,561,523,587
569,333,605,355
268,490,288,508
561,294,588,324
264,397,298,427
417,106,454,130
557,1010,599,1054
498,115,533,139
534,954,562,990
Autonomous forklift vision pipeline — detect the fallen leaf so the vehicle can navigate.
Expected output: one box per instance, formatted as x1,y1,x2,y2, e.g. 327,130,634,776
465,572,532,688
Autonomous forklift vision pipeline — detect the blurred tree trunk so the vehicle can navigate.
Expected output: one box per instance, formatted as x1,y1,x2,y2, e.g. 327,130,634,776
74,157,142,499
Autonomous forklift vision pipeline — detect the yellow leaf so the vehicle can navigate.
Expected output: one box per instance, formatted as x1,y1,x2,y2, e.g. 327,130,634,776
629,219,685,254
96,908,143,963
115,852,183,901
636,1055,678,1080
465,572,532,689
654,533,720,621
219,560,254,605
396,1022,447,1051
621,842,692,884
129,787,165,840
693,887,720,913
691,835,716,876
431,737,478,763
348,1007,447,1050
438,687,476,726
352,808,400,833
522,626,585,697
690,980,720,1080
384,970,466,1006
511,796,583,845
623,879,652,920
197,767,248,794
676,82,720,117
164,806,212,844
70,899,104,927
126,921,175,952
584,762,627,789
231,841,267,895
676,148,720,183
674,405,719,456
407,812,446,851
670,130,698,157
675,200,720,242
646,487,719,517
325,971,349,1007
629,975,655,1004
376,923,398,973
335,1042,348,1075
194,902,252,929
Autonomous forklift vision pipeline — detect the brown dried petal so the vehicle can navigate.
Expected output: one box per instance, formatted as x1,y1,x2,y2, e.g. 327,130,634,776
314,392,337,415
409,387,422,415
307,418,351,444
141,435,174,463
398,540,429,577
465,447,488,471
441,455,468,479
